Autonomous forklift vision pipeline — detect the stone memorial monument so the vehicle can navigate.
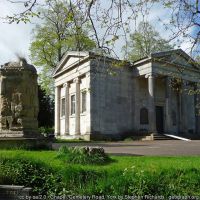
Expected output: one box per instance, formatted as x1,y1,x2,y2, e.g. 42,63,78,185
0,58,39,138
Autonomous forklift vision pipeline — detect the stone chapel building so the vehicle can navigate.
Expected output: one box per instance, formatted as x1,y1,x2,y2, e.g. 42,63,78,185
53,49,200,140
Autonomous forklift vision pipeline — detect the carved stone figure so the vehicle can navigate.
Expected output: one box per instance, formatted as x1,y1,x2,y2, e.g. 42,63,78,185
0,58,40,138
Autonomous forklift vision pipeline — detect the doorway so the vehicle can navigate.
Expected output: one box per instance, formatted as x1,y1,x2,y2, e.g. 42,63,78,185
156,106,164,133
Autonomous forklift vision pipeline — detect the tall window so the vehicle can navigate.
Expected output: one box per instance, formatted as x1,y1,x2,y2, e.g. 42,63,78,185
71,95,76,115
61,98,65,117
140,107,149,124
81,91,87,113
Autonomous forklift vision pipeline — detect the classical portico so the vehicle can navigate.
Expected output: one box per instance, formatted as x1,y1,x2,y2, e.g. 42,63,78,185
54,76,90,139
53,49,200,140
53,52,92,140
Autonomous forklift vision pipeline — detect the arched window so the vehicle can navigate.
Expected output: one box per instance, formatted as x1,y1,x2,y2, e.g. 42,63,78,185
140,107,149,124
172,111,176,126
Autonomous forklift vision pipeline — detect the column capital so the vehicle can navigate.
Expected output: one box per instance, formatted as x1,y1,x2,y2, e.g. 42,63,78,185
145,73,157,79
86,72,90,78
55,85,61,89
73,77,81,84
63,82,70,88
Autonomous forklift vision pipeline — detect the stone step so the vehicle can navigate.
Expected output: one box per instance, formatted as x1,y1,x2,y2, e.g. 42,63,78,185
153,134,177,140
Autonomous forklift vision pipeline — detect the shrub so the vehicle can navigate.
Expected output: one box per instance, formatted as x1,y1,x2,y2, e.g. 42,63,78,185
0,157,63,196
57,146,112,165
39,126,54,137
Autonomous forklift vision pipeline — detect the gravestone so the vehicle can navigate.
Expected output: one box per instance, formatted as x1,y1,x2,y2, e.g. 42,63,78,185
0,185,32,200
0,58,39,138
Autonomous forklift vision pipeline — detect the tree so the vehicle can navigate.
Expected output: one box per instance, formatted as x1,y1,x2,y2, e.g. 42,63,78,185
195,56,200,64
125,22,174,61
3,0,39,24
29,0,96,95
38,85,54,128
3,0,199,57
159,0,200,55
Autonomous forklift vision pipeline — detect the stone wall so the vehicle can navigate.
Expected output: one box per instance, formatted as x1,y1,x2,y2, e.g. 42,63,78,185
90,58,134,138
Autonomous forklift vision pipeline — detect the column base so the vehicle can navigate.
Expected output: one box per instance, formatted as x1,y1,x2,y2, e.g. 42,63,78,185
64,132,69,136
56,134,90,141
149,131,158,136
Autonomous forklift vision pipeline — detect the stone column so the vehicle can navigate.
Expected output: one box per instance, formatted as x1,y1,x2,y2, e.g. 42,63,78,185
0,77,3,131
55,86,61,136
74,78,81,135
85,72,91,135
180,81,187,133
64,82,70,135
197,85,200,134
147,73,157,133
194,83,199,134
165,77,171,133
133,77,139,131
177,89,181,134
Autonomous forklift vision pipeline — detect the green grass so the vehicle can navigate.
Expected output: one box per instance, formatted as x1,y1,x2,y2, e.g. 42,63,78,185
1,150,200,173
2,150,200,174
1,150,200,197
1,150,200,169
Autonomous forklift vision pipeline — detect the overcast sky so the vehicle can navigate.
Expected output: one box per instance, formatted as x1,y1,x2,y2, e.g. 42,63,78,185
0,0,194,65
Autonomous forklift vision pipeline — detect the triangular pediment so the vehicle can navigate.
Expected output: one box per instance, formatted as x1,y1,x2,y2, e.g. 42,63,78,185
152,49,199,69
53,51,89,77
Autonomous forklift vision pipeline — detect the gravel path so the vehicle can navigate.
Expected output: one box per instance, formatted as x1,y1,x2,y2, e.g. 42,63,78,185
53,140,200,156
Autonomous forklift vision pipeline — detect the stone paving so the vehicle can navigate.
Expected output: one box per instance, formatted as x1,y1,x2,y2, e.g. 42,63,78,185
53,140,200,156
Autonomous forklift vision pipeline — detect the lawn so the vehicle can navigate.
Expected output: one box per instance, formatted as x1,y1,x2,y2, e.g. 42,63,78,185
1,149,200,170
0,149,200,198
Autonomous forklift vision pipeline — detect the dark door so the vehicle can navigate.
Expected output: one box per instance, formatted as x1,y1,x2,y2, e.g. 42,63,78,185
156,106,164,133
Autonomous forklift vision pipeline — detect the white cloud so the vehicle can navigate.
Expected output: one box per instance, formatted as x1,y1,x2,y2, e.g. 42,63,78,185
0,0,39,64
0,22,34,64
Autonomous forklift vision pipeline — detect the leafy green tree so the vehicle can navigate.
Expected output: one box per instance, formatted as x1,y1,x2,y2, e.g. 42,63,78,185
3,1,199,56
4,0,199,58
125,22,174,61
30,0,96,95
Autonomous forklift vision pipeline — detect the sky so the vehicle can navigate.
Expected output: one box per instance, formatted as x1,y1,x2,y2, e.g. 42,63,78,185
0,0,40,64
0,0,196,65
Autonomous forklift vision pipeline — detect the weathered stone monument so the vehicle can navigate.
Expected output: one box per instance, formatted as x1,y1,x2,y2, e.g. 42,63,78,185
0,58,39,138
